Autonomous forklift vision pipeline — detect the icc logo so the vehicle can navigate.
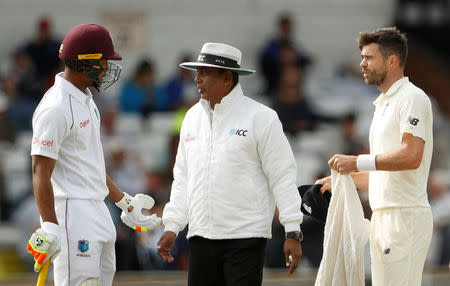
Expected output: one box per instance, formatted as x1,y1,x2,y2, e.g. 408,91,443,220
78,240,89,253
229,128,248,137
198,55,205,62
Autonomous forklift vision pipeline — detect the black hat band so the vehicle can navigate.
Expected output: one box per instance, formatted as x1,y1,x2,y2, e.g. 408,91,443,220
197,53,240,68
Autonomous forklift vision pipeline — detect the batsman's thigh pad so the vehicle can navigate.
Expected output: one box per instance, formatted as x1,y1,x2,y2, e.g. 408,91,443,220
53,199,116,286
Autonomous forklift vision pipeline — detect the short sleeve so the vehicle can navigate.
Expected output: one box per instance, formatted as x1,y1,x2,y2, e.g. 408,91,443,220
397,92,431,141
31,107,69,160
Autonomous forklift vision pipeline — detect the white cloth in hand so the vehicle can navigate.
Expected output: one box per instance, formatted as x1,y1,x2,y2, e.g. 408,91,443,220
315,170,370,286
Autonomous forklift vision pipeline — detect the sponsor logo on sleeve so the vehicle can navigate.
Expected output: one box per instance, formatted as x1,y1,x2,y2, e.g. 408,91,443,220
185,133,196,143
33,137,54,147
80,119,90,128
407,116,419,126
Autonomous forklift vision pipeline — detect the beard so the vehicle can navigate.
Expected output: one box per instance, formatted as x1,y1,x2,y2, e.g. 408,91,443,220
365,68,387,86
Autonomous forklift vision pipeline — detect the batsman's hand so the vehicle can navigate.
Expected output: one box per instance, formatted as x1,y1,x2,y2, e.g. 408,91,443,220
26,222,61,272
284,238,302,277
157,231,177,263
116,193,161,232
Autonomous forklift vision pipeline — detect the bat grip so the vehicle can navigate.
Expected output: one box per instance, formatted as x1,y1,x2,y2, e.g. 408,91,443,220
36,259,51,286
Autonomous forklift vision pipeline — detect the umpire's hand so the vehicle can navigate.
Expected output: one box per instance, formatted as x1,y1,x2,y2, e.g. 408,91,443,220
284,238,302,277
157,231,177,263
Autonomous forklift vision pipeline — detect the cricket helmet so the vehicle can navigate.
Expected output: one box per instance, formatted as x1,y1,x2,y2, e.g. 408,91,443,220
59,24,122,90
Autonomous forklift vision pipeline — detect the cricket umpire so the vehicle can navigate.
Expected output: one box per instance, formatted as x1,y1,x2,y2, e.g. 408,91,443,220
27,24,161,286
157,43,303,285
317,27,433,286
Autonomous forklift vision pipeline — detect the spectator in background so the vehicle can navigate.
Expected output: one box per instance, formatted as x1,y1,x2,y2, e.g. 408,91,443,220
24,16,61,91
146,171,170,205
135,171,188,271
259,12,312,95
119,58,166,117
165,54,197,111
427,169,450,266
10,48,42,103
337,112,365,156
0,94,16,145
100,106,119,143
106,139,147,198
105,139,148,271
0,120,10,220
165,55,200,178
272,65,331,137
1,74,36,131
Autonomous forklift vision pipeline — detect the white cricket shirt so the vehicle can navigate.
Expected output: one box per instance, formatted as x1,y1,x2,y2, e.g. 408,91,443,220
31,73,108,200
368,77,433,210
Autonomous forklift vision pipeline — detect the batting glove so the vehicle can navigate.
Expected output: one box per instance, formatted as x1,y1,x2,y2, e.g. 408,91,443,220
27,222,61,272
116,193,161,232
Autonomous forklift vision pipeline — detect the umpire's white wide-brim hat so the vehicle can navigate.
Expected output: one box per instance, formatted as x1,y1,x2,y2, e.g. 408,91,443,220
180,42,255,76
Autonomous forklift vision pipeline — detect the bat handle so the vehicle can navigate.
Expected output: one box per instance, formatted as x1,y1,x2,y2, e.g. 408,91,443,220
36,259,51,286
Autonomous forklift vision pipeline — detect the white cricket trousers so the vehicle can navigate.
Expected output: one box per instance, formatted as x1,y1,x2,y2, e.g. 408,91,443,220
53,199,116,286
370,207,432,286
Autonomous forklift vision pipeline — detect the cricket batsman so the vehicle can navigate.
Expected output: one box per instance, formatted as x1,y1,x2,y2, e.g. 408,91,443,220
26,24,161,285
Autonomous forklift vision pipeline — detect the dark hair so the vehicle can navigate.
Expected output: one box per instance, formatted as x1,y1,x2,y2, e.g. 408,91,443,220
134,59,154,78
358,27,408,67
62,58,91,73
231,71,239,86
278,12,292,26
219,69,239,87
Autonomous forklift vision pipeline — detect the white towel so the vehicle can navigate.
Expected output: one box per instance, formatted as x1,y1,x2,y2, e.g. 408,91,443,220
315,170,371,286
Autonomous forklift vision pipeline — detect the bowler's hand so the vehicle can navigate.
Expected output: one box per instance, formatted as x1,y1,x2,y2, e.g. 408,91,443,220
328,154,357,174
157,231,177,263
315,176,331,194
284,238,302,277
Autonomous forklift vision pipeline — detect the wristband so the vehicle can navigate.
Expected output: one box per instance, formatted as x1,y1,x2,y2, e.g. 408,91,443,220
115,192,133,212
356,154,377,171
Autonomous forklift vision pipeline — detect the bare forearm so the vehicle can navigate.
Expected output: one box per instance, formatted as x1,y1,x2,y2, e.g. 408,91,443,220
32,155,58,224
32,175,58,224
106,174,124,203
376,148,420,171
351,171,369,190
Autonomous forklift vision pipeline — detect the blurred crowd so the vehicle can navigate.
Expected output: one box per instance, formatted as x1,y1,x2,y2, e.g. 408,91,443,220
0,14,448,273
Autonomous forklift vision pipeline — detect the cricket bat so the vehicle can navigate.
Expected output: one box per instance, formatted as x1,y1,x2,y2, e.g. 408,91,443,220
36,259,51,286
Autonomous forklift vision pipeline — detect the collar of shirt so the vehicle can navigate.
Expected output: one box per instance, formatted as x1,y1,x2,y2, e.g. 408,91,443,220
200,83,243,115
373,77,409,106
55,72,93,105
